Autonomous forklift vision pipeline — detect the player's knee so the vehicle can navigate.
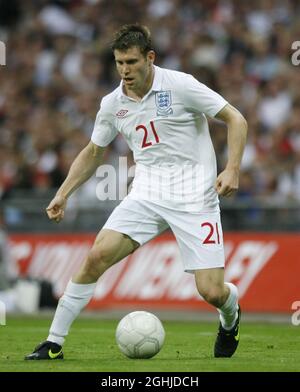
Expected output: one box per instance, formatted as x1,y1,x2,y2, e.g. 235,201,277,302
199,286,224,307
85,245,113,276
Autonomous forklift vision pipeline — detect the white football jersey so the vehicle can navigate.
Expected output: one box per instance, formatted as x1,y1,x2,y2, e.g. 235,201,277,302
91,65,228,212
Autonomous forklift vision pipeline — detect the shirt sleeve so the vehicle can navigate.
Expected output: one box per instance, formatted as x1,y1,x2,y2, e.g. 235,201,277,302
182,74,228,117
91,102,118,147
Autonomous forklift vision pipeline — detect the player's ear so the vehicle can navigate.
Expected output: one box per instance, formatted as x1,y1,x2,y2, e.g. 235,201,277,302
147,50,155,65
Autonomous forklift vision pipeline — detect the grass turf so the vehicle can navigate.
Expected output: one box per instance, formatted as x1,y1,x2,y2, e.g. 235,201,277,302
0,316,299,372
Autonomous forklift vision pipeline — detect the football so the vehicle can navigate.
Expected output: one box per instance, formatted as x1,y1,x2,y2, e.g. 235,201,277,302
115,311,165,359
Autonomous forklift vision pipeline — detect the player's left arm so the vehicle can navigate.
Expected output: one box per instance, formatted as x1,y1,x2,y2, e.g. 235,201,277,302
214,104,248,197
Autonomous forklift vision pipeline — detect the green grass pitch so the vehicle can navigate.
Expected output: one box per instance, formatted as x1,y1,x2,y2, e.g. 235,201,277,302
0,316,299,372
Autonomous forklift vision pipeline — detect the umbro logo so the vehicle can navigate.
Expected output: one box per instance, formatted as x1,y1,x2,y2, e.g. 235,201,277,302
116,109,128,118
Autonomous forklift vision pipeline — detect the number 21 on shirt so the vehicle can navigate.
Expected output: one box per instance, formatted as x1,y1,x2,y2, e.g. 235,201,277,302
136,121,160,148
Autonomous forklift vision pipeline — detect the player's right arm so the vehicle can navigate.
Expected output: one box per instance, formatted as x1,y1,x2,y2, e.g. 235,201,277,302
46,141,105,222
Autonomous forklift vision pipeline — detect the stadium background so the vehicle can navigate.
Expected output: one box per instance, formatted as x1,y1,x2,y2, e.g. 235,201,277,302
1,0,300,322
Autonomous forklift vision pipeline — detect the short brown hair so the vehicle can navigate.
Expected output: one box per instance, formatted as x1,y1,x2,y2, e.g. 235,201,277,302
111,24,153,56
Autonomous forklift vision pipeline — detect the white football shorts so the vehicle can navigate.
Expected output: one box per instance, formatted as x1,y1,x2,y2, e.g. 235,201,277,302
103,196,225,273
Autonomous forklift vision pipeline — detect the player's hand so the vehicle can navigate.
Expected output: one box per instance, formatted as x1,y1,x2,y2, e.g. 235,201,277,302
46,194,67,223
215,168,239,197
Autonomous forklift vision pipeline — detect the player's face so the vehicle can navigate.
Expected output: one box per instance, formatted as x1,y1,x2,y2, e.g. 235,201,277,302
114,47,155,94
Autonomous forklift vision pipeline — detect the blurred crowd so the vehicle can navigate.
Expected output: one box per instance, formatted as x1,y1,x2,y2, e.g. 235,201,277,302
1,0,300,205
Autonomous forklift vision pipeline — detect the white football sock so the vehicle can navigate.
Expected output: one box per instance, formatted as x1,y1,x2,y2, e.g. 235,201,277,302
47,280,96,346
217,282,239,330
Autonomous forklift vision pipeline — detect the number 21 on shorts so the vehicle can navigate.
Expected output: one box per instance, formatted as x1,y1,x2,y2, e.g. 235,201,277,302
201,222,221,244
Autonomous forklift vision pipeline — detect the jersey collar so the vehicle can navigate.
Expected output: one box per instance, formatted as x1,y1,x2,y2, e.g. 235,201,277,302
151,65,163,92
117,65,163,102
